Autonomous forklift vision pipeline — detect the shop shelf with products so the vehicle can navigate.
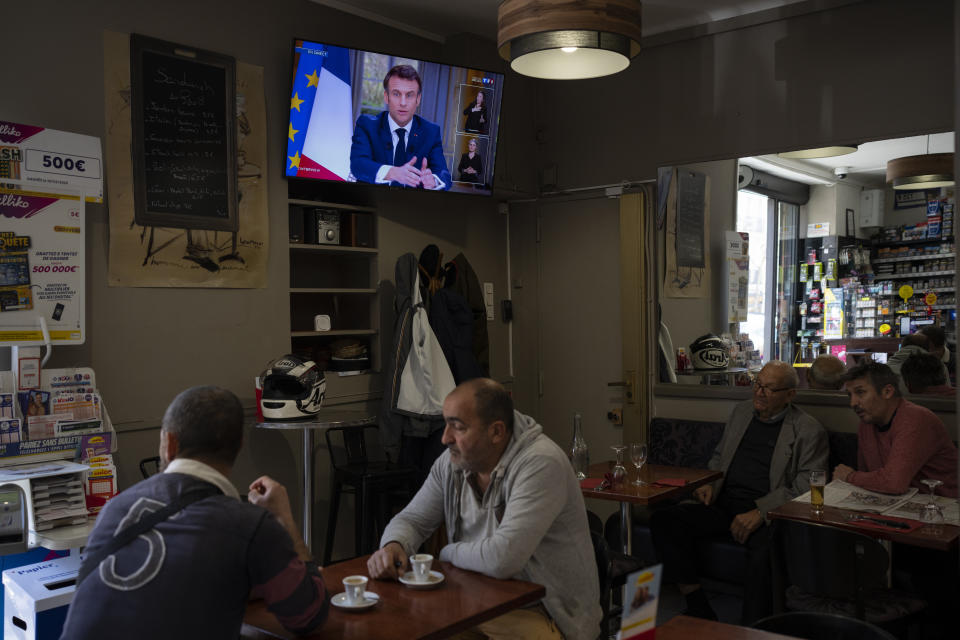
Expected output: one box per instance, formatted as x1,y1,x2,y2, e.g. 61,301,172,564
870,234,955,340
287,198,379,375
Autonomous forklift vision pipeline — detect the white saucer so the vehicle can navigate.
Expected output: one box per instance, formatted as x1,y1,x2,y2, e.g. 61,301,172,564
331,591,380,610
399,570,445,589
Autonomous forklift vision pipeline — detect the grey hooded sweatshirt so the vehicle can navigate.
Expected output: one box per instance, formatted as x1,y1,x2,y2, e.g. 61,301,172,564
380,410,601,640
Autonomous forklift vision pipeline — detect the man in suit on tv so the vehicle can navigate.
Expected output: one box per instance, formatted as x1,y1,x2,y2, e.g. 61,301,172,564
350,64,451,190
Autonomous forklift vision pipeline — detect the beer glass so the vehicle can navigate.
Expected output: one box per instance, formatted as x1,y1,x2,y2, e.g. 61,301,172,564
809,470,826,515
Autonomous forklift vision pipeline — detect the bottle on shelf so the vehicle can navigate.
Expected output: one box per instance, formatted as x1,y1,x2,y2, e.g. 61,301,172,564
569,413,590,480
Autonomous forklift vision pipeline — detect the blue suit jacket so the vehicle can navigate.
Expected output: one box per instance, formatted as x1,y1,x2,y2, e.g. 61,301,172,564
350,112,451,190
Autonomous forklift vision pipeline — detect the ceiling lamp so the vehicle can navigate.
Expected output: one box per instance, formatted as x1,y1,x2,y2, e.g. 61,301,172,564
886,153,954,190
497,0,642,80
778,145,858,159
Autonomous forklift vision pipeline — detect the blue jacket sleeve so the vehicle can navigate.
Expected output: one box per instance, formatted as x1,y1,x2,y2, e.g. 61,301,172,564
349,116,382,183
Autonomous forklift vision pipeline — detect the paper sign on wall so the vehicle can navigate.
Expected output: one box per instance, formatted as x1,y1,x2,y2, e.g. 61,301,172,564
0,121,97,346
726,231,749,323
0,120,103,203
0,185,85,345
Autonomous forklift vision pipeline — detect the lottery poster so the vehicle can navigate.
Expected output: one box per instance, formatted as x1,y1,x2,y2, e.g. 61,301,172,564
0,120,101,346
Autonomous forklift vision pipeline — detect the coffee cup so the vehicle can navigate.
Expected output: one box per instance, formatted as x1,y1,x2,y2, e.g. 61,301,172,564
410,553,434,582
343,575,368,604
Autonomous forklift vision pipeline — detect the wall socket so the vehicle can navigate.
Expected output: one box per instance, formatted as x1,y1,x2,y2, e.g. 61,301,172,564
607,408,623,426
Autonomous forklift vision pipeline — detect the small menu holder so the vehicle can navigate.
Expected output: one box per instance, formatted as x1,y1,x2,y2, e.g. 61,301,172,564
620,564,662,640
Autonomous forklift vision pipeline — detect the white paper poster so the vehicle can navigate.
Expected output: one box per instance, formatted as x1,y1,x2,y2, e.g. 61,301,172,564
726,231,749,323
0,186,85,345
0,120,103,203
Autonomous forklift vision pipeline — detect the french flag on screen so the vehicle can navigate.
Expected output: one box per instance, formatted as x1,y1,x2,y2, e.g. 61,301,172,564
287,43,351,181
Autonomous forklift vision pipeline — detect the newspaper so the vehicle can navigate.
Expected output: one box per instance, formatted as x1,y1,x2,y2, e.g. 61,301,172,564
794,479,959,525
884,495,960,525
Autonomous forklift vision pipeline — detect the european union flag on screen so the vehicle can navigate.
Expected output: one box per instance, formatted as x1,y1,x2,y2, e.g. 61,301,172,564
287,42,352,181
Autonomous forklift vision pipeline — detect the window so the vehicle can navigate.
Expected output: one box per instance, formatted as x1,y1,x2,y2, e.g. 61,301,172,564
359,53,419,117
736,190,771,360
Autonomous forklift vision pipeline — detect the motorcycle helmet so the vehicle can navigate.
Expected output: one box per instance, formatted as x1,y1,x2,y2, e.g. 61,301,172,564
689,334,729,370
260,355,326,420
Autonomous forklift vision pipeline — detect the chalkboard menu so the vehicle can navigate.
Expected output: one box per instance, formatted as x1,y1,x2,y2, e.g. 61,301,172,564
676,170,706,268
131,35,237,231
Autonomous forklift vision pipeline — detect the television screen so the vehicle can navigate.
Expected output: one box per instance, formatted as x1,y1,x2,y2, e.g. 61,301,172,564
286,39,504,196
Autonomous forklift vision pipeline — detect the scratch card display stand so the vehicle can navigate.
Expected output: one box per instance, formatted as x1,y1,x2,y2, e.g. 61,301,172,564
0,367,115,468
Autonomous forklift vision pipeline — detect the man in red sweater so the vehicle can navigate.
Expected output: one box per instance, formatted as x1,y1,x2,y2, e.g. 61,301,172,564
834,361,958,497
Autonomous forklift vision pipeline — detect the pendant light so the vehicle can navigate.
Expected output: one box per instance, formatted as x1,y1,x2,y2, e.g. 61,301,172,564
778,144,858,159
886,135,955,190
497,0,642,80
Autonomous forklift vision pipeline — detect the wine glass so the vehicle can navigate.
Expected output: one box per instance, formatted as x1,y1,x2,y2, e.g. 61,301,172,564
610,445,627,488
919,479,944,524
630,443,648,486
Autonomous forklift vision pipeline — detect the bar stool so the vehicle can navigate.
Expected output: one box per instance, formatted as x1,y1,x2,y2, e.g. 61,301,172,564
323,424,419,564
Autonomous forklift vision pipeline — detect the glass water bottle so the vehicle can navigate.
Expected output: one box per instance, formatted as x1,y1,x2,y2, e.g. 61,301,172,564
569,413,590,479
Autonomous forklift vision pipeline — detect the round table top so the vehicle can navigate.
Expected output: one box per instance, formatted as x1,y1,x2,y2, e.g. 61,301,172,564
255,410,377,430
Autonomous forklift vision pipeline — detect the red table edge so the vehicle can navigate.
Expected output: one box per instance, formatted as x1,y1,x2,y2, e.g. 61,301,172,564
766,504,959,551
580,465,722,505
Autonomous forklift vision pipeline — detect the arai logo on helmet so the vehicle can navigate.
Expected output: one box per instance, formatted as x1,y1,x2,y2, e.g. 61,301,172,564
696,348,728,368
274,358,299,369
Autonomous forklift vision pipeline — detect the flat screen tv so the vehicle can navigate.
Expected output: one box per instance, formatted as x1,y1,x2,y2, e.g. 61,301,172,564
286,39,504,196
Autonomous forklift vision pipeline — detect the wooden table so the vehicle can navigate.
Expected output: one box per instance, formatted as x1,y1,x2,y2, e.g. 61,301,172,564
656,615,799,640
581,462,722,553
768,501,960,552
241,555,546,640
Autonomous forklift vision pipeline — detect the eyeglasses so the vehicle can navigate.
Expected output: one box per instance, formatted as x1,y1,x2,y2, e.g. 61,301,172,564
753,380,791,394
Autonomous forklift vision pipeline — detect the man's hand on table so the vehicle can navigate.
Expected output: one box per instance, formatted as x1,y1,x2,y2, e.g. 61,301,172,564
833,463,854,482
367,542,408,580
730,508,763,544
693,484,713,505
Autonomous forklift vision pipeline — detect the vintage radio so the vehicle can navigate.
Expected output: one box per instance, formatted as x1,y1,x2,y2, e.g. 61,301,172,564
314,209,340,245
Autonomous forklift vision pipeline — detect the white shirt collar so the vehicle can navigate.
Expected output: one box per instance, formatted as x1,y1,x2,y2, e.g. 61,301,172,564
387,114,412,137
164,458,240,500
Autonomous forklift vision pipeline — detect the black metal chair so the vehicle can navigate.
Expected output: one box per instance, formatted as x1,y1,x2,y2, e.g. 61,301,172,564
753,611,898,640
588,510,645,637
323,424,418,565
772,519,925,631
589,528,613,640
139,456,160,478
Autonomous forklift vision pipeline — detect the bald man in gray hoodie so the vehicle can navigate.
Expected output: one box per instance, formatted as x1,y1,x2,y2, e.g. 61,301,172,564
368,378,601,640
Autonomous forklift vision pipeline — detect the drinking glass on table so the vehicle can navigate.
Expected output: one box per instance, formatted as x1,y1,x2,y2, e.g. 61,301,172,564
919,479,944,524
809,470,826,515
610,445,627,488
630,443,648,486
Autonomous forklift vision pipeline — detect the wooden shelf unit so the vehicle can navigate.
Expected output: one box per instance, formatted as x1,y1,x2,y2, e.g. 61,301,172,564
287,198,379,372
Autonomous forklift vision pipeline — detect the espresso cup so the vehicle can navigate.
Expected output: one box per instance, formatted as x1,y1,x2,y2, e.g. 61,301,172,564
410,553,434,582
342,575,368,604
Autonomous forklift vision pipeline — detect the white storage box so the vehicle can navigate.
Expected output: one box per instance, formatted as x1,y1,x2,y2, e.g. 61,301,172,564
2,554,79,640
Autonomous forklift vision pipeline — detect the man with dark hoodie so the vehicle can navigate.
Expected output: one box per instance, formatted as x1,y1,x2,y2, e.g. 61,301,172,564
368,378,601,640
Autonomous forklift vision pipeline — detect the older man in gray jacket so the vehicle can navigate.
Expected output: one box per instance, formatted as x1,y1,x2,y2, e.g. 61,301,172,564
368,378,601,640
651,360,828,625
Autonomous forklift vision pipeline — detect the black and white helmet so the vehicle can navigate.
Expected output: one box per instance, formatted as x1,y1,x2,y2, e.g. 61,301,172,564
689,334,729,370
260,355,325,420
